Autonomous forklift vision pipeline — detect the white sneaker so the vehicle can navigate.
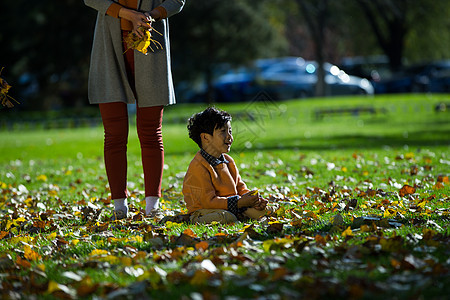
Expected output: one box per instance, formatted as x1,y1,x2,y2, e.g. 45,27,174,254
146,208,164,219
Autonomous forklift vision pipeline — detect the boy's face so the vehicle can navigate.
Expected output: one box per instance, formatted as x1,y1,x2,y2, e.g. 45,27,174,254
203,121,233,157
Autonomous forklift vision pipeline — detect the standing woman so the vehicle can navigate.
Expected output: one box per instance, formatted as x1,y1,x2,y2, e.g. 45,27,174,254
84,0,185,219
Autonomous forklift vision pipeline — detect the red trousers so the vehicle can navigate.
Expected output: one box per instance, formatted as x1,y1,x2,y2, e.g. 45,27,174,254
99,31,164,199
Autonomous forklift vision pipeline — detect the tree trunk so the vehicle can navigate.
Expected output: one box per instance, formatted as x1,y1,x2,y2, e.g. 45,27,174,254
357,0,408,72
297,0,329,97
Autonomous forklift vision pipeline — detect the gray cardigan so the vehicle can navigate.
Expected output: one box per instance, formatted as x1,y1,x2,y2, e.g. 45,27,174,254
84,0,185,107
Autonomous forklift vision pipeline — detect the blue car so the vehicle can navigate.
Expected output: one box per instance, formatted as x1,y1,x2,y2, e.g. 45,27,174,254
373,60,450,94
213,57,374,102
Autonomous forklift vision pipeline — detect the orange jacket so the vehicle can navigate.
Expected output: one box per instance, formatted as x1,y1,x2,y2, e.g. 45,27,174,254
106,0,167,31
182,151,250,214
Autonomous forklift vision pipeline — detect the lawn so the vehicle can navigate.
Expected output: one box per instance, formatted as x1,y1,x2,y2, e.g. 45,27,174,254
0,94,449,299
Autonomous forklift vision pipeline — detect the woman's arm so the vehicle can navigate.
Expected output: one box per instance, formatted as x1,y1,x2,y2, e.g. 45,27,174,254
158,0,186,18
84,0,116,14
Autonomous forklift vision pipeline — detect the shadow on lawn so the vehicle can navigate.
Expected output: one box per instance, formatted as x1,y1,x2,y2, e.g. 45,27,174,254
166,129,450,156
237,130,450,153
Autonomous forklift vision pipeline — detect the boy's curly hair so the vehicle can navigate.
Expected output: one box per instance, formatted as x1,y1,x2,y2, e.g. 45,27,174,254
187,107,232,148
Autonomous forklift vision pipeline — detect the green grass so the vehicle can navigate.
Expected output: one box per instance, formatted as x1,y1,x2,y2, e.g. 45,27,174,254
0,94,449,299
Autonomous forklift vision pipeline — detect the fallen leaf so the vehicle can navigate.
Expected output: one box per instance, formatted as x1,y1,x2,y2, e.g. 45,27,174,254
399,185,415,197
332,214,344,226
342,226,353,238
195,241,209,251
24,245,42,261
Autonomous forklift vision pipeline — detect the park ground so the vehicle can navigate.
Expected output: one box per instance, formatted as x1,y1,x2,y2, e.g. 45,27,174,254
0,93,449,299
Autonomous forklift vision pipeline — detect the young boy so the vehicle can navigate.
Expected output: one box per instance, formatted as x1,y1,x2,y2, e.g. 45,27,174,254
182,107,274,224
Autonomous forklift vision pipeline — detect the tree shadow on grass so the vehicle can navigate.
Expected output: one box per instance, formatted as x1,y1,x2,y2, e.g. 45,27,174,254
234,130,450,154
166,129,450,156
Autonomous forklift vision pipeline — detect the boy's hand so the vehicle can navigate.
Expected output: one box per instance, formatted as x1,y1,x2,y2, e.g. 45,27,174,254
238,190,259,208
253,198,268,211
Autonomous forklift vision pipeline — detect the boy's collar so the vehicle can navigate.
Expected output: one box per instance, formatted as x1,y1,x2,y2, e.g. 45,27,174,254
200,149,229,166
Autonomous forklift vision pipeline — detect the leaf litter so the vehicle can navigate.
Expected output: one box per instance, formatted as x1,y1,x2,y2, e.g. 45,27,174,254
0,150,449,299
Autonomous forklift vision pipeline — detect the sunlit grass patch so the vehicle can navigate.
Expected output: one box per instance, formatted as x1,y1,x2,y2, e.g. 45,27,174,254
0,94,449,298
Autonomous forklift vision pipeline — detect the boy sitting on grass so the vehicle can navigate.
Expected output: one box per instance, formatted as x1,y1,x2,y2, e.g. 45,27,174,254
182,107,276,224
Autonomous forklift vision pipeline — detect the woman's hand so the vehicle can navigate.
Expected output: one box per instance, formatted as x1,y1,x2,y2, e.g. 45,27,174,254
145,9,161,22
119,8,151,38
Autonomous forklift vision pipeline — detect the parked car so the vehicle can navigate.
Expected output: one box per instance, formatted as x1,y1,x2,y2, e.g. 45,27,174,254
340,55,393,83
338,56,450,94
259,60,374,99
409,60,450,93
427,67,450,93
213,57,301,102
213,57,374,102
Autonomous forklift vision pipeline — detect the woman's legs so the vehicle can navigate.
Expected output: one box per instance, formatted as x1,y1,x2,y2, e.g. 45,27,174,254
99,102,129,210
136,105,164,214
120,30,164,216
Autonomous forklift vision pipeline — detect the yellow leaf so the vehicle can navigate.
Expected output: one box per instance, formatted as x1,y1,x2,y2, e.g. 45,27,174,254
383,208,396,218
24,245,42,261
5,220,13,230
102,255,119,264
342,226,353,237
108,237,123,243
341,167,348,172
89,249,108,256
405,152,414,160
11,236,32,244
417,200,427,208
127,235,143,243
48,190,58,197
71,239,80,246
37,174,48,182
262,239,275,252
47,232,57,240
165,221,176,228
37,263,46,272
136,35,151,53
47,281,62,294
123,24,163,55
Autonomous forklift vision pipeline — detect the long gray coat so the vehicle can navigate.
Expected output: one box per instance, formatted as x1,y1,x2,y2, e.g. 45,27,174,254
84,0,185,107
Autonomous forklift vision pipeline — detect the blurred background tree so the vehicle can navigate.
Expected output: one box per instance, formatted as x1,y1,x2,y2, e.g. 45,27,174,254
170,0,287,102
352,0,449,71
0,0,448,110
0,0,96,110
